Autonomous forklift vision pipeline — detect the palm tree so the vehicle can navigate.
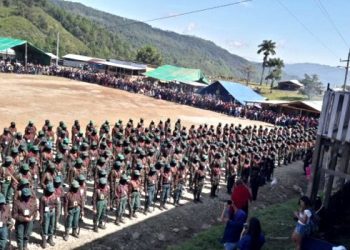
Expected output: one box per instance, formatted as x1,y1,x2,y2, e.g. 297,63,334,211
257,40,276,85
265,57,284,92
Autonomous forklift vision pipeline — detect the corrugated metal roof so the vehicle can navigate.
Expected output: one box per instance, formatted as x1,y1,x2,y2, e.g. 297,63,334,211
0,37,26,51
0,48,15,55
62,54,97,62
246,100,291,105
218,81,265,104
108,59,147,71
46,52,58,60
300,101,323,112
144,65,209,84
279,79,304,87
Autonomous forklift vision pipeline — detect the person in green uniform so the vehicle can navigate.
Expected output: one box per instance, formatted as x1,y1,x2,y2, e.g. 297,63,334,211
12,188,38,250
0,156,15,204
92,178,110,232
63,181,82,241
128,170,141,218
115,175,129,225
39,183,58,248
0,193,13,250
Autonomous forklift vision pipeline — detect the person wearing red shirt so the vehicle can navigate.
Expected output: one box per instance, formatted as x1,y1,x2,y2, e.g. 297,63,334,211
231,179,252,215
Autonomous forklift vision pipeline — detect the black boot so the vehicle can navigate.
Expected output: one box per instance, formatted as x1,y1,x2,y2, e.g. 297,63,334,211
63,229,69,241
93,223,98,232
42,237,47,249
120,216,125,223
72,229,79,238
114,217,120,225
99,222,106,229
23,241,29,250
48,236,55,246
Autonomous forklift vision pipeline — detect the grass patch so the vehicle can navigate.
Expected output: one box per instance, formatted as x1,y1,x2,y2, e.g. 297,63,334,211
168,198,298,250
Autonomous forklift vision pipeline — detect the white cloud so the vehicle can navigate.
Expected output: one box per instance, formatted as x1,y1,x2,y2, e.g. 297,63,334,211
183,22,197,34
276,40,287,49
240,1,253,8
226,40,249,49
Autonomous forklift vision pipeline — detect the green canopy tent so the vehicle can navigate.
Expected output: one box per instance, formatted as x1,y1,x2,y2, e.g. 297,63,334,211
0,37,50,65
144,65,209,85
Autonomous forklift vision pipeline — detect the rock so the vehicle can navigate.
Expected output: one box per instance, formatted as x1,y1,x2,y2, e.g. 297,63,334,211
157,233,165,241
201,224,211,230
172,228,180,233
132,232,140,240
182,226,189,231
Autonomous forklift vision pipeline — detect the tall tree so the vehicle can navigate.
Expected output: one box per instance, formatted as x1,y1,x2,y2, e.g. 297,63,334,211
257,40,276,85
242,65,255,86
135,45,163,65
299,74,324,99
265,58,284,92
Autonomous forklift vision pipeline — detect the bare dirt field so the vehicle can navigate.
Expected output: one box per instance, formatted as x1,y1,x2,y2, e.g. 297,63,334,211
0,73,288,250
0,73,271,132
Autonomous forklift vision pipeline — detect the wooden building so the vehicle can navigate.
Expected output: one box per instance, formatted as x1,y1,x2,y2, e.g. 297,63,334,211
310,89,350,207
278,80,304,91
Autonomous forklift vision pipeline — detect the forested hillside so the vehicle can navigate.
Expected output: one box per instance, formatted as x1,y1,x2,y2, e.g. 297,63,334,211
0,0,259,79
51,0,255,79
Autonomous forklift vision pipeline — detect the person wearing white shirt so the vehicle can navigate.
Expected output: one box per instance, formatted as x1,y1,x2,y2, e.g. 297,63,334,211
292,196,312,250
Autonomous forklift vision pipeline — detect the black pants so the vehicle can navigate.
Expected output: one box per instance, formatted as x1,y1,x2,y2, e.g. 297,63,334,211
227,175,235,194
193,183,204,200
250,179,259,201
210,184,218,197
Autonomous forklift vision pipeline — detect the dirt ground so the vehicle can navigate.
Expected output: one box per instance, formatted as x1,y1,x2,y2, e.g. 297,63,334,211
0,73,271,132
0,73,301,250
21,160,306,250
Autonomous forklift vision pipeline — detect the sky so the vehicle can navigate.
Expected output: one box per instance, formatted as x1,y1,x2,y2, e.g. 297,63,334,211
69,0,350,66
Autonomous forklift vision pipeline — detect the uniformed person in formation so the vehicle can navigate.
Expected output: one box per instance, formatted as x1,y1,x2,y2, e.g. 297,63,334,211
0,156,15,204
128,170,141,218
144,166,157,214
39,183,58,248
92,177,110,232
0,193,13,250
193,164,206,202
63,180,83,241
114,175,128,225
159,164,172,210
12,188,38,250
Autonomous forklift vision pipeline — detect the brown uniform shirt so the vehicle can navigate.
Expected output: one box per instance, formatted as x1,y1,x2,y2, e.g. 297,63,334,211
39,193,58,221
92,185,110,210
12,197,38,223
0,205,12,227
64,191,83,214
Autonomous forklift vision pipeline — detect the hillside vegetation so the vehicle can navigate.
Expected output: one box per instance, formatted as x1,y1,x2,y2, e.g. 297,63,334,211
0,0,259,80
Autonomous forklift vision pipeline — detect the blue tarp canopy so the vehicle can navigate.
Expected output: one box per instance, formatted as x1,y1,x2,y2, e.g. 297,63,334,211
199,80,265,105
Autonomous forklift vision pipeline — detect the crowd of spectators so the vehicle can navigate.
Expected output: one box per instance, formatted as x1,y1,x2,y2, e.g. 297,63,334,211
0,60,319,128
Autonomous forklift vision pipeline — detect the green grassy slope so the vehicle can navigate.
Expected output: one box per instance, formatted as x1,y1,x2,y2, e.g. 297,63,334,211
0,6,89,55
168,198,298,250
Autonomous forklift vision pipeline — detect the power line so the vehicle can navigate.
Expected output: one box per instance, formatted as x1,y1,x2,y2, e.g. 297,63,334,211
120,0,252,26
275,0,340,59
314,0,349,48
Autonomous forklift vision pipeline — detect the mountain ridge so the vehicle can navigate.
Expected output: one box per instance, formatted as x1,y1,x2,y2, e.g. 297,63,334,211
0,0,343,85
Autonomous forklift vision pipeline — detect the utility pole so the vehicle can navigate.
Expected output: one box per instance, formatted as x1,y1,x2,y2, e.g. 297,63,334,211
56,32,60,66
25,42,27,67
340,48,350,91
